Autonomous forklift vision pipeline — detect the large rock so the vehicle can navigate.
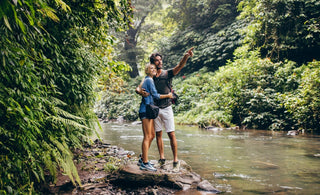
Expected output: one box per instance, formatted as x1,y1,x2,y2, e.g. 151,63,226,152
113,159,221,194
46,140,221,194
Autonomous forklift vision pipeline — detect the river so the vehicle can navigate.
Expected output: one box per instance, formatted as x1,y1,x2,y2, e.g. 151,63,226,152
99,122,320,194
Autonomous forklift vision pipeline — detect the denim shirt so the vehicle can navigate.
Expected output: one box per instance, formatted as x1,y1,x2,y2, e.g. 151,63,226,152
139,76,161,113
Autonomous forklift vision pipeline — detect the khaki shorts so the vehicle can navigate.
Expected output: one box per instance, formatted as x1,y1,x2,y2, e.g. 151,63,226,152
154,106,175,133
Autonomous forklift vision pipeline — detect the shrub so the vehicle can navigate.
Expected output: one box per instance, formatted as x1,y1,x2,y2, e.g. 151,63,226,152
172,51,320,132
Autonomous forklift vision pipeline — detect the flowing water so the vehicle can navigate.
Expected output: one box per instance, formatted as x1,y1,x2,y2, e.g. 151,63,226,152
99,122,320,194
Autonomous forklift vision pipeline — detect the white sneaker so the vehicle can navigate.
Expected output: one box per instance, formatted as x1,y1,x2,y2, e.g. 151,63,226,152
173,161,180,173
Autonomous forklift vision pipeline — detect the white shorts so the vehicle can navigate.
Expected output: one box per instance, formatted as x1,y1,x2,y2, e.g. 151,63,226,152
154,106,175,133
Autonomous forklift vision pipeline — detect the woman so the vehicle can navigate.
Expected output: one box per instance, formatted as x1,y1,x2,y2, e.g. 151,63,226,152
138,63,172,171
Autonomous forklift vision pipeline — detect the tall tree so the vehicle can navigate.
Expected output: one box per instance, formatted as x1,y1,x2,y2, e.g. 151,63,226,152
125,15,147,77
121,0,161,78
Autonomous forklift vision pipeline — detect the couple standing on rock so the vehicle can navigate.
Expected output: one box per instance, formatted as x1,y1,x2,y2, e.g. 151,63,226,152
136,47,194,172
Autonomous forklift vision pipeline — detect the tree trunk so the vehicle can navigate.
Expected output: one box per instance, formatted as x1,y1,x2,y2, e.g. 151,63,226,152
125,16,147,78
125,25,139,78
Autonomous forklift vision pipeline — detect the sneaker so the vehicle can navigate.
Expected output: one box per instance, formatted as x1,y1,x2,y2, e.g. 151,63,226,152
140,162,157,172
137,156,143,166
173,161,180,173
137,154,154,166
158,159,166,166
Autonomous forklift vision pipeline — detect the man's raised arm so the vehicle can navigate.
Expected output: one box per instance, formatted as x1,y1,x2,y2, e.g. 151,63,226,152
172,47,194,76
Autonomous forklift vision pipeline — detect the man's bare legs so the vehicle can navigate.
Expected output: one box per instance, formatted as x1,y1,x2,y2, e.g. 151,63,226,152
156,131,178,163
168,131,178,162
156,131,165,160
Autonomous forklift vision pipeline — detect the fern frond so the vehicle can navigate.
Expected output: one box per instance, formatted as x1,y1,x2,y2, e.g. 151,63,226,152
53,107,84,121
54,0,71,12
71,105,102,139
41,141,57,182
49,97,67,106
49,136,81,186
46,116,91,131
37,6,60,22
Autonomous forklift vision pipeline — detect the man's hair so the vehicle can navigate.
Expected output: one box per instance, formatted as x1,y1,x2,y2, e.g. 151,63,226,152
149,53,162,64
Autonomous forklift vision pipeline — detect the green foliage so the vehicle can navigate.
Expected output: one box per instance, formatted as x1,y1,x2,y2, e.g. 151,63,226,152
283,60,320,131
98,56,320,132
173,67,234,127
104,156,121,173
97,0,320,134
156,0,320,131
114,0,172,77
0,0,131,194
159,7,246,75
167,0,239,31
173,48,320,132
238,0,320,63
95,77,141,121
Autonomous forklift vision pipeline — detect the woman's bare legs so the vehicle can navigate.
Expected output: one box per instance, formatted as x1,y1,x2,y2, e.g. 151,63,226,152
141,118,155,163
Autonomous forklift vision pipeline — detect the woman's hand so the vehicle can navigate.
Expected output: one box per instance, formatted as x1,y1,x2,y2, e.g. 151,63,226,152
168,92,173,99
141,88,150,97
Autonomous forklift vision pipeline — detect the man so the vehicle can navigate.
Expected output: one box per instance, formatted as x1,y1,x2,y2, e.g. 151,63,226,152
136,47,194,172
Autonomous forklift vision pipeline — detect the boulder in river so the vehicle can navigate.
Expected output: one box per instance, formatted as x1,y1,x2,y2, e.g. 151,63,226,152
113,159,221,194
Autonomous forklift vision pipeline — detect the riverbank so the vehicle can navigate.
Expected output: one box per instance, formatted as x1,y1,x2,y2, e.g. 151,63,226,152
43,139,219,194
43,139,176,194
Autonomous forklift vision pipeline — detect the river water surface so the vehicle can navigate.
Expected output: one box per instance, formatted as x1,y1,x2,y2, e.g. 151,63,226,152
99,122,320,194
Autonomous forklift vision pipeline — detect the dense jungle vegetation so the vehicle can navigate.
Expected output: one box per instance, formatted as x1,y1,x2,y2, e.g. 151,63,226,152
0,0,131,193
98,0,320,132
1,0,320,194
